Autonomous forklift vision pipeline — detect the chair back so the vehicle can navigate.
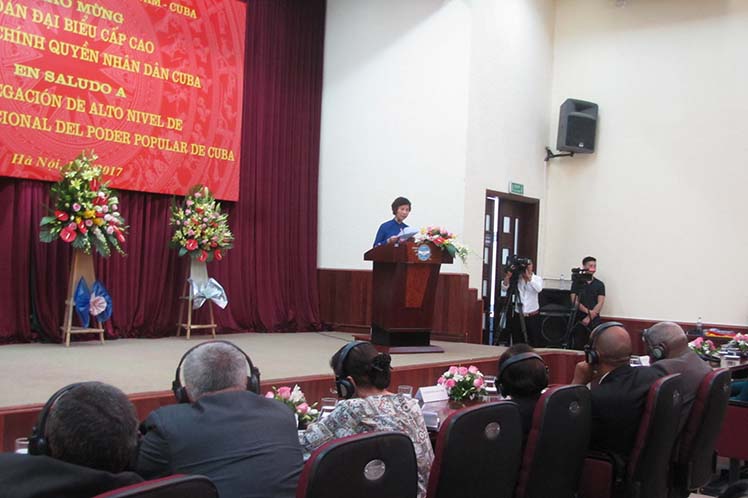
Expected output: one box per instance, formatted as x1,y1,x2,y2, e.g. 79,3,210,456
427,401,522,498
515,385,591,498
92,475,217,498
674,368,731,490
627,374,683,498
715,399,748,461
297,432,418,498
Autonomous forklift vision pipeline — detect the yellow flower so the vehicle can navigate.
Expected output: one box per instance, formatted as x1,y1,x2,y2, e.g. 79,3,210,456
93,218,105,226
75,217,82,224
84,210,96,219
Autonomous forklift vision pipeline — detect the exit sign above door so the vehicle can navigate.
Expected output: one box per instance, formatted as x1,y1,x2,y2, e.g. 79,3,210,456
509,182,524,195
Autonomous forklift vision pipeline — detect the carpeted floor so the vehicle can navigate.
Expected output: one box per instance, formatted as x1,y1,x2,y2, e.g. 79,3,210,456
0,331,505,407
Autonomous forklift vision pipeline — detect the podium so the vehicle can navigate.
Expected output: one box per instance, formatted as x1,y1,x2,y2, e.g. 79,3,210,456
363,241,452,353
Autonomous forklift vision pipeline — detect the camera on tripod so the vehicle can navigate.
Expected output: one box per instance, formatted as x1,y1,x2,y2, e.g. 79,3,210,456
504,255,531,284
571,267,593,285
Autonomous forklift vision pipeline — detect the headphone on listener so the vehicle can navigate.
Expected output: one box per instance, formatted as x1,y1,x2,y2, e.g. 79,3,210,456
172,340,261,404
29,382,85,456
334,341,367,400
641,328,667,361
584,322,625,365
498,352,548,397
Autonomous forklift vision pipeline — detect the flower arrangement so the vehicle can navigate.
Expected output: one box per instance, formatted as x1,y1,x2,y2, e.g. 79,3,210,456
39,151,127,256
437,365,487,402
728,333,748,354
414,226,469,264
265,385,319,426
170,185,233,262
689,336,718,356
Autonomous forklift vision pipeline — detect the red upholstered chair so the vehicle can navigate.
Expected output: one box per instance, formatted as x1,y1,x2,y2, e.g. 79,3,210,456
715,398,748,484
580,373,684,498
515,385,592,498
670,368,731,497
296,432,418,498
426,401,522,498
92,475,217,498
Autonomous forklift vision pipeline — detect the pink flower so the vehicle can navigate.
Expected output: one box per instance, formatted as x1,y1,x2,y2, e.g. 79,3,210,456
693,337,704,347
85,219,93,227
72,203,81,212
297,403,309,415
265,391,274,398
706,340,715,349
278,386,292,400
185,209,192,215
448,366,458,375
473,377,484,388
445,379,457,389
437,376,446,385
458,366,468,376
106,226,115,234
468,365,479,374
186,200,194,207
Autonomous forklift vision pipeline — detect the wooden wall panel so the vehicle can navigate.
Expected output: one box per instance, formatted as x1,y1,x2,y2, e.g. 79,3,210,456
319,269,483,343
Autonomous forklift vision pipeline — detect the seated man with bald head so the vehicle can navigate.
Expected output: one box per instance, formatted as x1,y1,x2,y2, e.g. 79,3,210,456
572,322,665,458
644,321,710,427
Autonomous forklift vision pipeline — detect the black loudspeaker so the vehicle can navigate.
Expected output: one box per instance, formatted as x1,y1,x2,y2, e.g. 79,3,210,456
557,98,598,153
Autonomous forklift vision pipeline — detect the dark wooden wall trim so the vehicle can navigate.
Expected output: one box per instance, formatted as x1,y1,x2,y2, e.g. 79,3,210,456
318,269,483,344
604,316,748,355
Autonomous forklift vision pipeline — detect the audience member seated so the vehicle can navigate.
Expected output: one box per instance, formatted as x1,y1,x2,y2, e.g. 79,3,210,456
731,381,748,402
0,382,143,498
722,481,748,498
301,341,434,498
497,343,549,445
136,340,303,498
644,321,711,427
572,322,665,460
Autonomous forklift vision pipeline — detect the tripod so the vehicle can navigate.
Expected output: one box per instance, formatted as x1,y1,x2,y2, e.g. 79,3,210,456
563,280,590,349
495,276,528,345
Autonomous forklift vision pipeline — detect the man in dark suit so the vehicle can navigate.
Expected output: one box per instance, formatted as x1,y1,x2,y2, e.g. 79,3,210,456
0,382,143,498
572,324,665,459
136,341,303,498
645,321,711,429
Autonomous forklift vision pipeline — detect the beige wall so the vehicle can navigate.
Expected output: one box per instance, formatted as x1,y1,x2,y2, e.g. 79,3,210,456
545,0,748,325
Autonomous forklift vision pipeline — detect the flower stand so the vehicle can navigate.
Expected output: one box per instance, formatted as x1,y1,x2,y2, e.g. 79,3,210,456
176,259,217,339
61,250,105,347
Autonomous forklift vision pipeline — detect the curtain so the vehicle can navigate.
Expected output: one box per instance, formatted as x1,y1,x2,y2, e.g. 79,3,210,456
0,0,325,343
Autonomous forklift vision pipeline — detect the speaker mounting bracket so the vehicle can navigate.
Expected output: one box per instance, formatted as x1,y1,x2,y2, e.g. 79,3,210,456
544,147,575,162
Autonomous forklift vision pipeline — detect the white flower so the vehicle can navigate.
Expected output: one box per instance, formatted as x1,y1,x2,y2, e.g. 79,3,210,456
289,385,305,404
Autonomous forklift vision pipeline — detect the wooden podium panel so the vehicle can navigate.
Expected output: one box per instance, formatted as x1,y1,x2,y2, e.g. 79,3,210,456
363,242,453,353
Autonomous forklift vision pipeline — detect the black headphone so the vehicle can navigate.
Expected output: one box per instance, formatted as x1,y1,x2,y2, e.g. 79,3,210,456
498,352,548,397
584,322,624,365
641,328,667,361
29,382,85,456
335,341,367,400
172,340,261,403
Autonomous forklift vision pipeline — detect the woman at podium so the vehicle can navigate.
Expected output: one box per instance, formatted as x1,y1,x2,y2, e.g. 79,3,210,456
373,196,411,247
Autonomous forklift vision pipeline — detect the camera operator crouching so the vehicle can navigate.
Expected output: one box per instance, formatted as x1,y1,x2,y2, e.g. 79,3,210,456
570,256,606,347
497,257,543,346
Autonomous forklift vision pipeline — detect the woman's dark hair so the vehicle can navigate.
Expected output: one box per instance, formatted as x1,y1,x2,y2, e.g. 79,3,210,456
391,196,411,215
721,481,748,498
498,344,548,398
330,342,392,389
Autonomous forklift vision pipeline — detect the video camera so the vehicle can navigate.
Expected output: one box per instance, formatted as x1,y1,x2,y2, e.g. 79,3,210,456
571,267,593,285
503,255,531,284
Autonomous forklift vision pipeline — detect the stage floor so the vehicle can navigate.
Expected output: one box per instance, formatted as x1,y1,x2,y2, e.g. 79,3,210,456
0,331,506,408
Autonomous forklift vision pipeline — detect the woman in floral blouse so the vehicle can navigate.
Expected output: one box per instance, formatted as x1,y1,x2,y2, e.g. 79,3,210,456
301,341,433,498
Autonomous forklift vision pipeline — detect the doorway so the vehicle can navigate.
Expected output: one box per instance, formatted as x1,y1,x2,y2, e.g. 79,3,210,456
482,191,539,344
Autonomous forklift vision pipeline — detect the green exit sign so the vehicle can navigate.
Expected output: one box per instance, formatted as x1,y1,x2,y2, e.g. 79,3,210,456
509,182,524,195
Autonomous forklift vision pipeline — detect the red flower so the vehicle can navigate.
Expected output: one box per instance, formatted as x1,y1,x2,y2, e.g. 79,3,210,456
197,250,208,262
214,249,223,261
185,239,198,251
55,210,69,221
93,196,106,206
115,230,125,243
90,178,100,191
59,228,77,243
78,224,88,235
210,241,218,248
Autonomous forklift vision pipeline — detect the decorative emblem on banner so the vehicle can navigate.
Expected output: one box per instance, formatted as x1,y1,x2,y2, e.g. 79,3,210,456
189,278,229,310
74,278,113,328
417,244,432,261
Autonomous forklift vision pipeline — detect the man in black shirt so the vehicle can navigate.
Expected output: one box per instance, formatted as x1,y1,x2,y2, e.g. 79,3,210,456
571,256,606,328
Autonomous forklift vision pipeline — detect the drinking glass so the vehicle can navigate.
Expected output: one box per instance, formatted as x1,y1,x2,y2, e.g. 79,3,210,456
14,437,29,454
319,397,338,419
483,375,498,394
397,385,413,398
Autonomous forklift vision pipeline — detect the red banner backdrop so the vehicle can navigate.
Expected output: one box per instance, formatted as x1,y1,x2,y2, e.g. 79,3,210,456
0,0,246,200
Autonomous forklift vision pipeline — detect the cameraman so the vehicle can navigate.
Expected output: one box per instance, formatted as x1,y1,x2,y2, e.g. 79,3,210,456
570,256,606,333
498,259,543,346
